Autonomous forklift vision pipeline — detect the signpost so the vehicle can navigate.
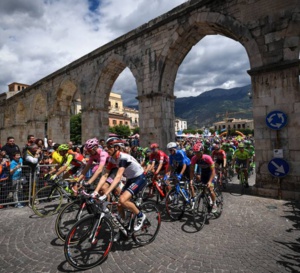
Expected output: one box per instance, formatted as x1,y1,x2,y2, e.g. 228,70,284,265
268,158,290,178
266,110,288,130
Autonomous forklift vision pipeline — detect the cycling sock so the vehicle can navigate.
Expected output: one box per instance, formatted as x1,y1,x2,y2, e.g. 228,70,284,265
137,211,143,218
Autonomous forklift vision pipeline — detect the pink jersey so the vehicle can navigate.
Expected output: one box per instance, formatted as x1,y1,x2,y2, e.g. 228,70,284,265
88,148,109,166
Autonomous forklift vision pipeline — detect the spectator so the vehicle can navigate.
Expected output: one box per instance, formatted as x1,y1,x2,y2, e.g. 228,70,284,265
68,141,74,150
47,139,54,153
10,152,24,208
23,144,42,181
35,138,45,150
1,136,21,160
22,135,35,156
0,153,10,209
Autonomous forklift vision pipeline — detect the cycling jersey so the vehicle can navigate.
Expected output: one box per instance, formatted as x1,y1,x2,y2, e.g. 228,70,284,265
149,150,169,168
87,148,109,165
67,150,85,167
233,150,250,160
106,152,144,180
51,151,63,165
191,154,214,179
169,149,190,167
211,149,226,161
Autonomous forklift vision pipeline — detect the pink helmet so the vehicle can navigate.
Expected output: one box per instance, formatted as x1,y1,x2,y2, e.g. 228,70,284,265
150,143,159,149
85,138,99,149
193,143,203,152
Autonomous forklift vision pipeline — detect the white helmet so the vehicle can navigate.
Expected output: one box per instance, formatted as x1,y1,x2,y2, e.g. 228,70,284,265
167,142,177,149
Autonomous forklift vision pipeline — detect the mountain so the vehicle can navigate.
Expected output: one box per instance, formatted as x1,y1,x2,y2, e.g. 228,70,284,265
174,84,252,128
125,84,253,129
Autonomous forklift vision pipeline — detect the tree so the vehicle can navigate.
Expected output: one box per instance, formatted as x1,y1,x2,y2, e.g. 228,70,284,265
109,124,131,138
70,113,81,144
132,127,140,135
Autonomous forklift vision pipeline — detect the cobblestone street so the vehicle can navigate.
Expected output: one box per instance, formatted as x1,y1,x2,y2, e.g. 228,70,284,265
0,176,299,273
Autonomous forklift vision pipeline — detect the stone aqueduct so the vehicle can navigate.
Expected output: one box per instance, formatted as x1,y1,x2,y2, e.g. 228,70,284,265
0,0,299,199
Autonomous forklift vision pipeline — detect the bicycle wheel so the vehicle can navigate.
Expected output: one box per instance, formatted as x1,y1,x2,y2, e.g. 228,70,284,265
55,199,89,242
32,185,64,217
193,194,208,231
64,215,114,270
212,186,223,218
132,201,161,246
165,189,186,220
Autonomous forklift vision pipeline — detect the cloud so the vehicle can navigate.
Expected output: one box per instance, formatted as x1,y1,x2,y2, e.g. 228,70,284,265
0,0,250,104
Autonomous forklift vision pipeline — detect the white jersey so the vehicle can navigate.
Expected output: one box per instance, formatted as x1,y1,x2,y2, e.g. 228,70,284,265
108,152,144,180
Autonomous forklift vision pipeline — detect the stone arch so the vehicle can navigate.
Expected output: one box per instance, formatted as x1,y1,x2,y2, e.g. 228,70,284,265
53,79,78,114
91,53,142,110
156,12,261,95
15,101,27,124
32,93,47,121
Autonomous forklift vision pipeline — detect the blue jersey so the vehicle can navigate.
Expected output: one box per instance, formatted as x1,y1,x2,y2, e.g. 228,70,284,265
169,149,190,167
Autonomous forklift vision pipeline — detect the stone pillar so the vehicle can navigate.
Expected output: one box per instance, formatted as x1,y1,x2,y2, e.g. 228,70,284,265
137,93,176,150
249,61,300,199
48,114,71,144
81,108,109,143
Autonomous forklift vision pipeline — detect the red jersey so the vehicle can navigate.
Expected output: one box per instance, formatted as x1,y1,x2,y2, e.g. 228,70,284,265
211,149,226,161
149,150,169,165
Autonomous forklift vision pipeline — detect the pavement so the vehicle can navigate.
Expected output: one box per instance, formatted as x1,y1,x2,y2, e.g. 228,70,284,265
0,174,299,273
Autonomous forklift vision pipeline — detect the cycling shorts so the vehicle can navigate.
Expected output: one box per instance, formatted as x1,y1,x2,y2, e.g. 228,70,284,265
121,174,147,196
215,159,225,168
235,159,247,168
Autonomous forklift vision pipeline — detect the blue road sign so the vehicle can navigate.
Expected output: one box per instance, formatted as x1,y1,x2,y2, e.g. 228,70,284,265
268,158,290,177
266,110,288,130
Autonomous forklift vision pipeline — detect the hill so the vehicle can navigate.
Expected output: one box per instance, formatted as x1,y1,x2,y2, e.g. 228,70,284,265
174,84,252,128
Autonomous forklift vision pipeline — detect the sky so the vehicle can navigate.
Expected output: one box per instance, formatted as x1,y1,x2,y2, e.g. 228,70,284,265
0,0,251,105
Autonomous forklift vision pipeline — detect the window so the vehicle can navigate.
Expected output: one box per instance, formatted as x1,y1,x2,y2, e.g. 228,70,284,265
115,102,118,108
242,124,245,129
125,122,128,125
113,120,117,125
18,85,21,91
120,121,123,125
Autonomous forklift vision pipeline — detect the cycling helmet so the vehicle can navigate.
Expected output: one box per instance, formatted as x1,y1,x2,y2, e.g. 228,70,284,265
106,139,125,148
85,138,99,149
106,137,120,144
58,144,69,151
192,143,203,152
167,142,177,150
244,140,251,145
238,143,245,148
150,143,159,149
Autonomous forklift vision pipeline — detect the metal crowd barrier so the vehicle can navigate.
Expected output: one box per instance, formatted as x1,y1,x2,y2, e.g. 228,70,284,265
0,165,32,208
0,163,98,209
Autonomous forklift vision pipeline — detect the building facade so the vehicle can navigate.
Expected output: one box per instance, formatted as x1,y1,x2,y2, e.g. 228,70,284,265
213,118,254,131
175,118,188,132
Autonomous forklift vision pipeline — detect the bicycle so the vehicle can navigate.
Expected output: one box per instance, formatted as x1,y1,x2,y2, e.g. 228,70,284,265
165,174,197,221
193,181,223,231
236,164,249,194
55,186,119,242
31,177,78,217
64,191,161,270
141,173,168,203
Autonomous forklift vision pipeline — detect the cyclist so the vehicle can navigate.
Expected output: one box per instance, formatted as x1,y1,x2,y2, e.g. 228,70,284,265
47,144,85,191
76,138,109,186
94,138,148,233
232,143,250,188
244,140,255,172
165,142,195,203
211,144,227,188
190,143,217,213
145,143,169,177
222,142,235,178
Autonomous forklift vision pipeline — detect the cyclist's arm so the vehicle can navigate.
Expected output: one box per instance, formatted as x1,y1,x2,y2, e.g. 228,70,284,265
207,165,216,187
179,163,187,176
77,163,92,181
55,155,73,177
189,164,195,182
155,160,163,175
86,162,106,185
144,161,154,173
94,168,110,193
